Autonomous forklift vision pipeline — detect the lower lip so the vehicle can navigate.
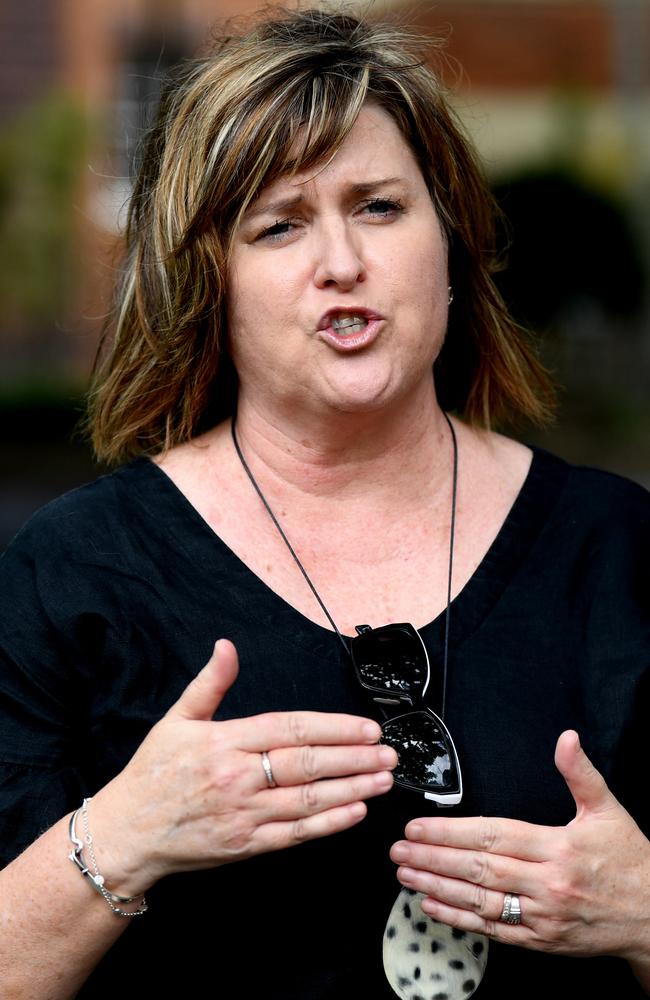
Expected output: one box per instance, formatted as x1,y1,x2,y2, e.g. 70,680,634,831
318,318,383,352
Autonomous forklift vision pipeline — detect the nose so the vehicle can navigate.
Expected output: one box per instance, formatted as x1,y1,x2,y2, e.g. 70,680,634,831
313,218,366,290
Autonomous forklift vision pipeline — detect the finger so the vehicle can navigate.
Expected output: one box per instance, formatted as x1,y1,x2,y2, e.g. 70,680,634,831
418,895,529,946
396,866,538,926
166,639,239,722
260,769,394,819
257,801,369,853
391,840,537,896
554,730,618,819
262,743,398,787
402,815,557,863
236,711,381,753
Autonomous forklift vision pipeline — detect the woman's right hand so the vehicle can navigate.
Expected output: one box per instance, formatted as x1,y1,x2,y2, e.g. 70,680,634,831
87,639,397,895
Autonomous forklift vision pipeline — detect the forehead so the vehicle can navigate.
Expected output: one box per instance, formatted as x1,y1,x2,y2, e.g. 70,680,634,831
254,104,424,205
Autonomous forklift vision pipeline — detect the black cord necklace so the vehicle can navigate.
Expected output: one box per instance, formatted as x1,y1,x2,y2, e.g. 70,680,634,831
230,412,457,719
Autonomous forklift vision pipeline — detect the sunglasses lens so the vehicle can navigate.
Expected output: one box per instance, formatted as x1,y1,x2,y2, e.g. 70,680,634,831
352,625,428,697
381,711,459,792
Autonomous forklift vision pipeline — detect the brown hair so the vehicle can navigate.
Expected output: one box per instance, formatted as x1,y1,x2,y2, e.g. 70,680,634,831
88,6,555,464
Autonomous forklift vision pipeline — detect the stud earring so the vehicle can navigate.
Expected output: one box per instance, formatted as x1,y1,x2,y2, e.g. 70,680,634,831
448,286,454,306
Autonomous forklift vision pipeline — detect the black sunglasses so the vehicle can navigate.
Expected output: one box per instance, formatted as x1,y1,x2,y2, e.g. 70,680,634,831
350,623,462,806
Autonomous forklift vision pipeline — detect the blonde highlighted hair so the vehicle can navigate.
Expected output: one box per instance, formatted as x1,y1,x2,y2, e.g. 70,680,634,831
88,7,554,464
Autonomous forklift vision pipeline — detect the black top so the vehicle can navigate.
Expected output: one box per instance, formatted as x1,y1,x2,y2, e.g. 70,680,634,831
0,447,649,998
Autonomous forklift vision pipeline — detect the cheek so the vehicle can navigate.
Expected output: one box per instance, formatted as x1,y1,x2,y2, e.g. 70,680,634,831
227,265,304,377
229,260,300,332
390,237,449,366
384,235,447,318
226,278,262,371
416,223,448,284
385,216,447,280
227,272,272,355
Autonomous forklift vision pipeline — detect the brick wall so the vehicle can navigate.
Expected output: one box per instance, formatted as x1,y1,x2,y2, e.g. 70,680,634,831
410,2,648,91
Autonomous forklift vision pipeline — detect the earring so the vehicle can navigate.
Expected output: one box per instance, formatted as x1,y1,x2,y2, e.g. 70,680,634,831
447,286,454,305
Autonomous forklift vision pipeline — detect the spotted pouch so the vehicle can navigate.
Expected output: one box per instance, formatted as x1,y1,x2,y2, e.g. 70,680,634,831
383,888,488,999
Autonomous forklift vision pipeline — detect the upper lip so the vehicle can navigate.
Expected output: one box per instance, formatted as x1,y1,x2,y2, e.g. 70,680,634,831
317,307,384,331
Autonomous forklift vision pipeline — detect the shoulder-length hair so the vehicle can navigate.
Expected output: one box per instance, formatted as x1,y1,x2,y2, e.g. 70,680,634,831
88,7,554,464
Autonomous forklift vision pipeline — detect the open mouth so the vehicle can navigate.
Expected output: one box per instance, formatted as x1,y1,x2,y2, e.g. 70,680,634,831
316,308,384,352
330,314,369,336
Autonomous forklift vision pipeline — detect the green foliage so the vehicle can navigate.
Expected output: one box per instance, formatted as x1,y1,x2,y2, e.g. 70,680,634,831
0,94,89,324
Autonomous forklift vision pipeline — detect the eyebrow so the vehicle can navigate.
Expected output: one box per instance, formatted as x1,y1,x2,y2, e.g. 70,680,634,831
244,176,405,222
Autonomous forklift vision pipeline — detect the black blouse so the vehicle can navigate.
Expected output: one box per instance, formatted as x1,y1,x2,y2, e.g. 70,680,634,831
0,447,648,997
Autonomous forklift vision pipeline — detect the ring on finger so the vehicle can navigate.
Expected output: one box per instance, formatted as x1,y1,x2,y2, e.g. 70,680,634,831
260,750,277,788
499,892,522,925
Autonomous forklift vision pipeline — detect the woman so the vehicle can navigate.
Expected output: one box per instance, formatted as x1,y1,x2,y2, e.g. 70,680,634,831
1,9,648,998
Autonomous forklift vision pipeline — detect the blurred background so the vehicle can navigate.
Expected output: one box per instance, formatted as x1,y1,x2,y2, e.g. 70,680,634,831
1,0,649,548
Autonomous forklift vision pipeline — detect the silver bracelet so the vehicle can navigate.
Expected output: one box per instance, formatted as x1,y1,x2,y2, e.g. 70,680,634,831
68,798,148,917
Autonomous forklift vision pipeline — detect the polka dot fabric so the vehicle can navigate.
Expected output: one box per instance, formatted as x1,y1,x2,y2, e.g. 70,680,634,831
383,888,488,999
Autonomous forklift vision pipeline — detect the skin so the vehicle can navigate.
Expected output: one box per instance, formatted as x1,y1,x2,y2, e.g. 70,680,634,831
89,641,397,889
227,102,450,434
224,104,650,985
390,731,650,987
1,103,648,995
0,641,397,998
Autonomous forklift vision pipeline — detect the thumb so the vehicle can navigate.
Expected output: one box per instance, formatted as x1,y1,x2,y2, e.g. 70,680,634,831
554,729,616,819
166,639,239,722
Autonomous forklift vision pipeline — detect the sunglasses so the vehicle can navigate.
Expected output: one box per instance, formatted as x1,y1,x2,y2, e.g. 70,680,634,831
350,623,462,806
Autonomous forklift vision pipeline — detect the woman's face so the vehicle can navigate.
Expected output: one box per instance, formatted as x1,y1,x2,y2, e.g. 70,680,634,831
228,103,449,422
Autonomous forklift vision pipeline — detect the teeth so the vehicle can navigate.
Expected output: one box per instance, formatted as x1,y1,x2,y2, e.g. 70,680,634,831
330,314,368,334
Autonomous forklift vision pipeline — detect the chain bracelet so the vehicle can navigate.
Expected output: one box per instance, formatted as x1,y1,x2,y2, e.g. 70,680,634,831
68,799,148,917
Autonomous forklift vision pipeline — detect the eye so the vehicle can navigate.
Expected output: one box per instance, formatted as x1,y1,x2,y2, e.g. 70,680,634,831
256,218,297,243
361,197,404,219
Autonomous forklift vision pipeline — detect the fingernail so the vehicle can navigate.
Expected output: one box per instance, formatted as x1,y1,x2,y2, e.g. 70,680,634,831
574,732,581,752
363,722,381,741
398,867,416,883
379,746,397,766
392,843,409,862
407,822,423,840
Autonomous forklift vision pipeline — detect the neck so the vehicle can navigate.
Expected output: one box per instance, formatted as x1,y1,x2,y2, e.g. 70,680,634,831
230,388,458,681
232,380,454,507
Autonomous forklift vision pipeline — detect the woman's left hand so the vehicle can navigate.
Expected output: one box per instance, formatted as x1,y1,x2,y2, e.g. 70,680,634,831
390,730,650,970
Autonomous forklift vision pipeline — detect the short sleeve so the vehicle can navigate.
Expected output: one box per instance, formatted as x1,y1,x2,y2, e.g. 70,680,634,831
576,473,650,830
0,501,106,866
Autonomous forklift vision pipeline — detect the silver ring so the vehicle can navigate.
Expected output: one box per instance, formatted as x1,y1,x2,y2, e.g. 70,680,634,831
260,750,277,788
500,892,522,925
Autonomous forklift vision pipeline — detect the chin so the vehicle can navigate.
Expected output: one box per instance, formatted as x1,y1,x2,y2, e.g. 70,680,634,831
321,381,408,417
321,359,432,413
320,370,386,401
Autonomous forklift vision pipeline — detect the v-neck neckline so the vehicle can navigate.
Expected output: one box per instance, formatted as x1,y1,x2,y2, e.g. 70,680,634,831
118,445,569,656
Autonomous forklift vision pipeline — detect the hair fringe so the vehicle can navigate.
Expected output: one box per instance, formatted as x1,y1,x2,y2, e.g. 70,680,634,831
87,6,555,465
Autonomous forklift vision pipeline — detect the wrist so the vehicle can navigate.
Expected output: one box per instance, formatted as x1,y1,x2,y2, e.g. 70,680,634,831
622,920,650,993
83,788,157,898
67,799,149,916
